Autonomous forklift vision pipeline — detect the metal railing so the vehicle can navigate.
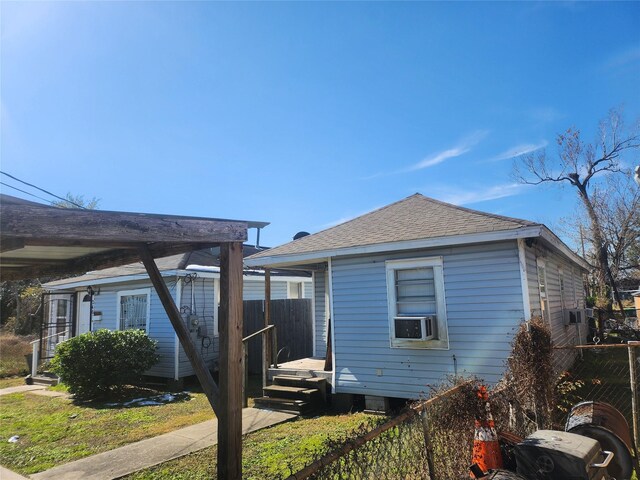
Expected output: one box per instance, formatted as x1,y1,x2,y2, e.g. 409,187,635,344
30,329,69,377
242,324,278,407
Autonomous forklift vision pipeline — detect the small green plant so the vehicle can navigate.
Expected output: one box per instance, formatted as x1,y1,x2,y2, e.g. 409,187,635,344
50,329,158,399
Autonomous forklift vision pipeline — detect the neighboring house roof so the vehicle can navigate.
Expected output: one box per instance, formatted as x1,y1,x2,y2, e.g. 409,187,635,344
45,246,309,289
245,193,588,269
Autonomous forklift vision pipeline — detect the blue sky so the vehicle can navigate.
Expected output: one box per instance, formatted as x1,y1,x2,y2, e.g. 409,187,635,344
1,2,639,248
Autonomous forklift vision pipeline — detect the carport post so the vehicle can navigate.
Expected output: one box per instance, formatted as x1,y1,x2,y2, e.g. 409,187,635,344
219,242,244,480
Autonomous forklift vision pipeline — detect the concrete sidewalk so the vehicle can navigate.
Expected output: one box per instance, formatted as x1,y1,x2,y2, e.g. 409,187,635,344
0,466,30,480
30,407,296,480
0,385,45,396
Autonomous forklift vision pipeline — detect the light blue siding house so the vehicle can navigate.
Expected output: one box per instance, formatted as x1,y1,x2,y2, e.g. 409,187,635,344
44,246,312,381
245,194,589,401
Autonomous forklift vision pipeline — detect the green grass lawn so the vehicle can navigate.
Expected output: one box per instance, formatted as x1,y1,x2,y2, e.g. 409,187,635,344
0,376,28,389
124,411,383,480
0,386,215,475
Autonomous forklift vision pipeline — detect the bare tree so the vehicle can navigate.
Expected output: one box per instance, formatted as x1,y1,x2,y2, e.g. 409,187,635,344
514,108,640,315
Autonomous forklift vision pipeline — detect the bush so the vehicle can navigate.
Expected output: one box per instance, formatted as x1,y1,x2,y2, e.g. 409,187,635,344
50,329,158,399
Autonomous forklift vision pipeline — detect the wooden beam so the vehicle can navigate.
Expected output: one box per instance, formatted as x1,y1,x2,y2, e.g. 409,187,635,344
1,242,219,281
1,203,248,244
218,242,244,480
264,268,272,371
138,247,221,414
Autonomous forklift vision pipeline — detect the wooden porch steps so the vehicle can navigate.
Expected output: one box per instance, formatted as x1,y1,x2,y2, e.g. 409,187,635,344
253,376,327,415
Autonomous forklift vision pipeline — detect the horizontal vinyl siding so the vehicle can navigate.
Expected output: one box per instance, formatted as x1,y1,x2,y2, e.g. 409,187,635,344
331,241,526,399
90,278,180,378
313,270,328,356
178,277,217,377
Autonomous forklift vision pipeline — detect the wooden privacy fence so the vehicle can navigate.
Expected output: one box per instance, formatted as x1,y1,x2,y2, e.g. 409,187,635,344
243,299,312,375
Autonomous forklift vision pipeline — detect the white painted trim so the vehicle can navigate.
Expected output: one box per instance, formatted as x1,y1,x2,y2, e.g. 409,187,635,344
244,226,544,268
327,258,336,393
46,270,311,290
536,258,550,324
116,288,151,332
385,256,450,350
46,271,179,290
539,227,589,270
174,278,182,381
517,239,532,321
213,278,219,337
311,271,317,357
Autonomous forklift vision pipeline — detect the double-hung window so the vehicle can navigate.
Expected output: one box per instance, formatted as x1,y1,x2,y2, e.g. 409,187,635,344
117,289,150,332
386,257,449,349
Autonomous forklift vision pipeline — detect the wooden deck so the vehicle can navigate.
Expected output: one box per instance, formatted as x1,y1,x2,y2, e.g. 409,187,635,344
268,357,332,384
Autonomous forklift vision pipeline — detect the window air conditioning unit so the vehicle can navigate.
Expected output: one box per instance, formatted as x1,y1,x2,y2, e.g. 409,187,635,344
585,308,594,318
394,315,436,341
564,309,584,325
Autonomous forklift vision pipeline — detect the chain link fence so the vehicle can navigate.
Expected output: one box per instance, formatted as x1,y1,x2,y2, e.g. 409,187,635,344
282,319,639,480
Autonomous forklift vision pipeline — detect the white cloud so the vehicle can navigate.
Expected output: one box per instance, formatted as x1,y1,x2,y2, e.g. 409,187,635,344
408,130,489,171
604,44,640,69
362,129,489,180
490,140,548,162
436,183,530,206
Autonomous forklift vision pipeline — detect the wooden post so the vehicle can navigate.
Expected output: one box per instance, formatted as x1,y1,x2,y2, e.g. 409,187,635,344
628,341,639,464
139,247,220,413
242,342,248,408
265,268,271,369
219,242,244,480
420,409,436,480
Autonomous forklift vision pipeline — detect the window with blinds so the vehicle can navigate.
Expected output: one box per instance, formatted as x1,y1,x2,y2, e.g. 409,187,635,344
386,257,449,349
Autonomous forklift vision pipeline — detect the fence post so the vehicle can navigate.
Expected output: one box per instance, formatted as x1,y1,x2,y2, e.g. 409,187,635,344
420,409,436,480
629,341,639,459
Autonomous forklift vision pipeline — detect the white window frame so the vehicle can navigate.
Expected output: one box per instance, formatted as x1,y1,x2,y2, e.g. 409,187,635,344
536,259,550,323
385,257,449,350
116,288,151,333
558,267,566,310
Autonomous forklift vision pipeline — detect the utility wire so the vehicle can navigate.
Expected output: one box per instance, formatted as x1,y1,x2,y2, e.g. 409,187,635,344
0,170,87,209
0,181,54,204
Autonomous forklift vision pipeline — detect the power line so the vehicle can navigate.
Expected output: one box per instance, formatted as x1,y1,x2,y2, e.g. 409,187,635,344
0,170,86,209
0,181,54,204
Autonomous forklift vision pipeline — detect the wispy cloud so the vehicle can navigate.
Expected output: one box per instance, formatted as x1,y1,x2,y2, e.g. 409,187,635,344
408,130,489,171
362,129,489,180
528,106,564,124
436,183,530,206
604,44,640,69
489,140,547,162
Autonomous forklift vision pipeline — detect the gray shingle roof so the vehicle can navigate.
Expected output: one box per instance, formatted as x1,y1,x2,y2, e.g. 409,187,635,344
249,193,539,260
45,246,307,288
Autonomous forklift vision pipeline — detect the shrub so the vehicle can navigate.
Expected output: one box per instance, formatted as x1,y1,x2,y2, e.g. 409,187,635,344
50,329,158,399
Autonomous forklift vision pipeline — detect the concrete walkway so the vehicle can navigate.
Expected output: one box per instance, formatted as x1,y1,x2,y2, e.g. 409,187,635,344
0,466,30,480
0,385,45,396
30,408,296,480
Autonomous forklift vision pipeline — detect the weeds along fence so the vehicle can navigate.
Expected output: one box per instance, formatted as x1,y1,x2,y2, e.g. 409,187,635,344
282,320,640,480
285,382,478,480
